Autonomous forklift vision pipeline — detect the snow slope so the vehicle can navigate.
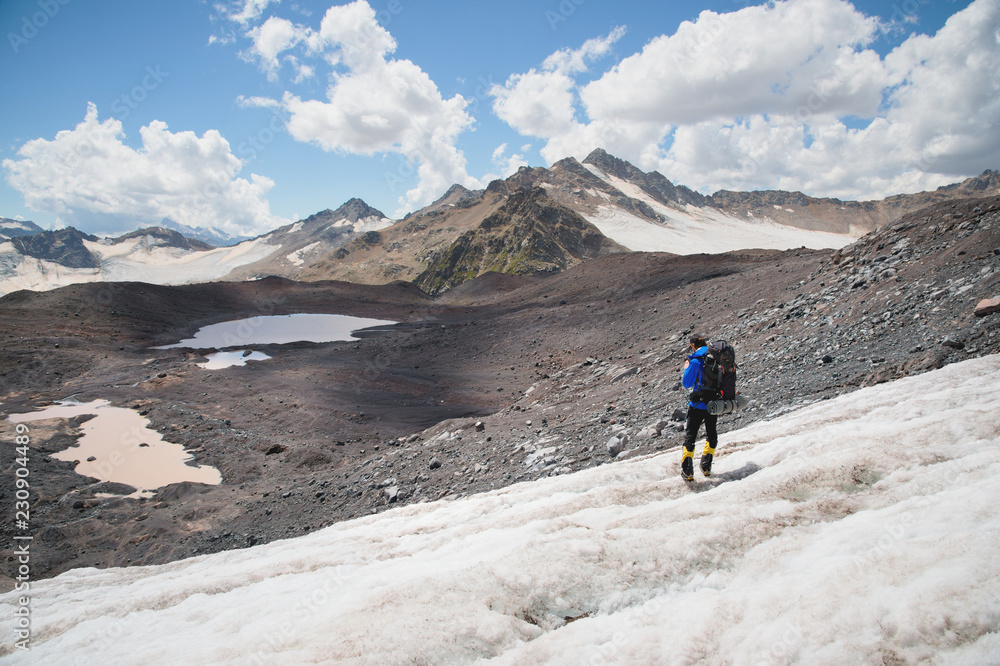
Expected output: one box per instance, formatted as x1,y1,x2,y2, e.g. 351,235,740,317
0,236,279,296
4,357,1000,664
581,167,855,254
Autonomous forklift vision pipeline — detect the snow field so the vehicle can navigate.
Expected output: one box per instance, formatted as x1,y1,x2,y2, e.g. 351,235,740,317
579,168,855,254
2,356,999,664
0,237,280,296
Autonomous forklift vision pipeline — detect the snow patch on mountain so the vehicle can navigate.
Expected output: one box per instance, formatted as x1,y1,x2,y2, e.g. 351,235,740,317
579,170,854,253
286,241,320,266
585,204,854,254
578,166,855,252
6,356,999,663
0,236,280,296
0,247,101,293
352,215,394,234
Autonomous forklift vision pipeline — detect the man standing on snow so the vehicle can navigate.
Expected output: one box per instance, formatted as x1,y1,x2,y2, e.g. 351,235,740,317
680,335,718,481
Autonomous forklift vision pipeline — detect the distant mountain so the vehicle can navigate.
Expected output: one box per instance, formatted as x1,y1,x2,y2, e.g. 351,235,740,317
158,218,249,247
414,186,625,294
8,227,100,268
0,218,44,241
113,227,216,252
708,169,1000,235
219,198,393,282
0,225,274,296
413,184,484,217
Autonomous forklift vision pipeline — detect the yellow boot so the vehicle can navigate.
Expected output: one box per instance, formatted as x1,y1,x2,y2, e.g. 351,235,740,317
681,448,694,481
701,441,716,477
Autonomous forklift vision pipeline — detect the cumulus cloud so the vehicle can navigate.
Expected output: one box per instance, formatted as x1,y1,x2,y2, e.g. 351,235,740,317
491,27,626,163
493,0,1000,200
2,104,287,236
245,16,308,80
241,0,477,214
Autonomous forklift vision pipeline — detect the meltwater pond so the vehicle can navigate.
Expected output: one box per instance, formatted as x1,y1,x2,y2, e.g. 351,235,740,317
198,350,271,369
8,400,221,495
155,313,398,349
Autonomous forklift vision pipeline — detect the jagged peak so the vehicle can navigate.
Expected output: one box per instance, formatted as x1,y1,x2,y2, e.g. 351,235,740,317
441,183,472,197
582,147,612,162
332,197,387,222
582,147,643,177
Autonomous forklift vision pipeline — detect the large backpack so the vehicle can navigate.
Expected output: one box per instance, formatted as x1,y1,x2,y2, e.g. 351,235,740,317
701,340,738,399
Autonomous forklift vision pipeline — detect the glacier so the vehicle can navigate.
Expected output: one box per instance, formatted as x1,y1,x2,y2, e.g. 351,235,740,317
2,355,999,664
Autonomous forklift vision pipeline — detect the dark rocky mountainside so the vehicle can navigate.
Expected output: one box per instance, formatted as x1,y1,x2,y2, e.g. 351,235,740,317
414,186,626,294
0,218,44,241
306,197,386,226
1,195,997,581
582,148,708,208
414,184,483,217
9,227,99,268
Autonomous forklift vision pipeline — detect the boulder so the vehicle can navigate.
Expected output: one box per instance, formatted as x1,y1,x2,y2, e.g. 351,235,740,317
606,433,629,458
974,297,1000,317
637,419,668,439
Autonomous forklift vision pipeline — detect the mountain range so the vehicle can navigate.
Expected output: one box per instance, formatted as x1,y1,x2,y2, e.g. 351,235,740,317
1,149,998,296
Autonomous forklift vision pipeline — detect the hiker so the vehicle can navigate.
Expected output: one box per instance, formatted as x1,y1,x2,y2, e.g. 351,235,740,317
681,334,718,481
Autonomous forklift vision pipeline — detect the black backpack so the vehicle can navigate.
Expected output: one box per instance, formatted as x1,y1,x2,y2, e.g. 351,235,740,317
707,340,738,399
692,340,738,402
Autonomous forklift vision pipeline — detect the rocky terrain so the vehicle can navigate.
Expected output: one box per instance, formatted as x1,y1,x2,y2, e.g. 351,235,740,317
6,228,100,268
1,194,998,583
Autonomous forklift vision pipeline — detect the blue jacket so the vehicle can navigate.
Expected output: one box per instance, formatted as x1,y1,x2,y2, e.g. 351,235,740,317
683,346,711,409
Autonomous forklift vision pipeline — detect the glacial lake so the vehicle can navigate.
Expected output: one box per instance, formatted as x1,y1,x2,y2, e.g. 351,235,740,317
8,400,221,496
155,313,398,349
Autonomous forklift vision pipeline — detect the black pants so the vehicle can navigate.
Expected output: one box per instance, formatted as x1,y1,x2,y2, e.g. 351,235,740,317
684,406,717,453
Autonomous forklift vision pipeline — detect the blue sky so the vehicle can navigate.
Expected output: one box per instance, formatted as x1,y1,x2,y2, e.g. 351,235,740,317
0,0,994,237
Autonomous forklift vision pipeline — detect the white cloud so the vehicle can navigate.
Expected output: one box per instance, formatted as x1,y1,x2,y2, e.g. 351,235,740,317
2,104,287,236
493,0,1000,200
491,69,579,139
486,143,528,180
490,27,626,159
245,16,308,80
242,1,477,215
582,1,883,126
222,0,281,26
541,26,626,75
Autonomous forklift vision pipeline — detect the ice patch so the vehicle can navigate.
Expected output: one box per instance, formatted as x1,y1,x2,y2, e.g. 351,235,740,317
197,350,271,369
